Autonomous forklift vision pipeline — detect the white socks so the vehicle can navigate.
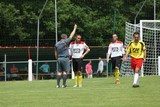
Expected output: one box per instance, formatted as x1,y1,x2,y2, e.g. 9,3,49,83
133,73,139,85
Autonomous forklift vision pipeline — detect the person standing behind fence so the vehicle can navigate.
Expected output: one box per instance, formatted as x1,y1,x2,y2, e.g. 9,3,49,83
97,57,104,77
39,62,50,80
106,34,125,84
85,60,93,78
10,64,19,80
55,24,77,88
39,62,50,74
69,34,90,87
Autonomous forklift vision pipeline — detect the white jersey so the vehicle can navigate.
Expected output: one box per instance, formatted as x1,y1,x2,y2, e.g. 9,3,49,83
69,41,90,58
107,40,125,58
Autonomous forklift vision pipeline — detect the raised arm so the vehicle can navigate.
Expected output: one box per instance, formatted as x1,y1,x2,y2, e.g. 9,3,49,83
69,24,77,38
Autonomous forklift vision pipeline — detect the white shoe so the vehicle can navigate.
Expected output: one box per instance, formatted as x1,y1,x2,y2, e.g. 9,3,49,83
62,85,67,88
73,85,78,87
56,85,60,88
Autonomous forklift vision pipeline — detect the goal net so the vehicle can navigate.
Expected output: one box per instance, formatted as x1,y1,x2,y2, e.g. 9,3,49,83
121,20,160,76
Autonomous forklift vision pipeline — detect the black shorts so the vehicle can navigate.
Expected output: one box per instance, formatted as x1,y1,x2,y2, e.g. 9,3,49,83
72,58,82,72
39,69,48,74
111,56,122,70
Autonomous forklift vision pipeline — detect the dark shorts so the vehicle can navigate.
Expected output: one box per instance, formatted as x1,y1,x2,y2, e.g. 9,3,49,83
72,58,82,72
57,58,70,72
39,70,48,74
131,58,143,70
111,56,122,70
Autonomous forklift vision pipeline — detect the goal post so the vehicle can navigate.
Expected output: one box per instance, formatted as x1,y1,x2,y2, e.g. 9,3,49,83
158,56,160,76
140,20,160,76
121,20,160,76
28,59,33,81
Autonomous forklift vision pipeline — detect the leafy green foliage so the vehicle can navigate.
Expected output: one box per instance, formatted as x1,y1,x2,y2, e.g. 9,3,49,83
0,0,160,45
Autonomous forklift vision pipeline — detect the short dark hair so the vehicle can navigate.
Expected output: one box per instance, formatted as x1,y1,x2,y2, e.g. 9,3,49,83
76,34,81,37
133,32,140,37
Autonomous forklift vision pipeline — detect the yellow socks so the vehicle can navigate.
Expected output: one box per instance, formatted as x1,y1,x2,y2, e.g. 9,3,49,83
75,75,82,85
75,76,79,86
79,75,82,85
115,68,120,81
75,73,82,86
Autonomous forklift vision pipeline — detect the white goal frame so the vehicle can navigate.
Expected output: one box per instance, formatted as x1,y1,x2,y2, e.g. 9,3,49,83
140,20,160,77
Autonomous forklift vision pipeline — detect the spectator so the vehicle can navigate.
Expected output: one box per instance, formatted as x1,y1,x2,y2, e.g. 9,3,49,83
0,64,5,81
85,60,93,78
39,62,50,80
39,62,50,74
10,64,19,79
97,57,104,77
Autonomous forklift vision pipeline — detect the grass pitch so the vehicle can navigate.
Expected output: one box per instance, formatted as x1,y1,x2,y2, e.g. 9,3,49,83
0,76,160,107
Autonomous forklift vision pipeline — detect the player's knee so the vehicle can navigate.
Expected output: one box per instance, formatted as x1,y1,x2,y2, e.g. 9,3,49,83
78,71,82,75
74,72,78,76
134,71,139,73
134,68,140,73
63,72,67,75
57,72,62,75
115,66,119,69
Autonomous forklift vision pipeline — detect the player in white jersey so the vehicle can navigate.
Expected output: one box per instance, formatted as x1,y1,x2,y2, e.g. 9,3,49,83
106,34,125,84
69,34,90,87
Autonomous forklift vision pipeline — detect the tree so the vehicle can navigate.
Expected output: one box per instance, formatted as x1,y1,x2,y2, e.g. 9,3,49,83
0,0,160,46
0,3,26,40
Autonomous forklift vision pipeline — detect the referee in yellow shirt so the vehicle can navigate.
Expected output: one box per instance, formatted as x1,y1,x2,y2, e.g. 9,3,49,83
124,32,146,88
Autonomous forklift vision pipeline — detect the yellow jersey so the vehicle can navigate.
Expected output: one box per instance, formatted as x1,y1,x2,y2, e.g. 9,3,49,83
127,40,146,58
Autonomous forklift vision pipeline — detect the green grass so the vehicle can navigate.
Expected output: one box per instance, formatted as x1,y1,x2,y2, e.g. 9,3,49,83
0,76,160,107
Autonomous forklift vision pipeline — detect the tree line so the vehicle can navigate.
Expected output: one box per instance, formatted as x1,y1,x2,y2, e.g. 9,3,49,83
0,0,159,46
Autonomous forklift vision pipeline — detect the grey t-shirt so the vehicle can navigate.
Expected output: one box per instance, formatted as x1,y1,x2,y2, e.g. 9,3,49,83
55,38,71,58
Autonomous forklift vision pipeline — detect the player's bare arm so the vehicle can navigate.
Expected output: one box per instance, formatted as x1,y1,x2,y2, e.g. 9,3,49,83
69,24,77,38
122,54,126,63
106,45,111,63
80,48,90,59
123,51,129,62
106,54,110,63
123,43,131,62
